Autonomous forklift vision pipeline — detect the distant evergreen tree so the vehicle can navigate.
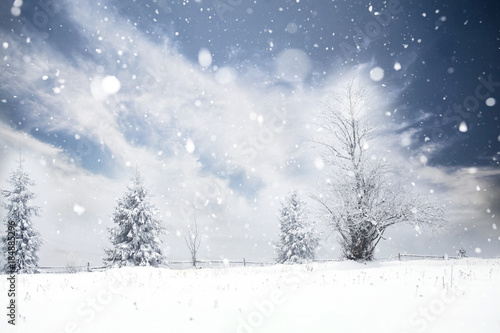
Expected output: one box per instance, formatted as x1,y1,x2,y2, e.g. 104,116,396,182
275,191,319,264
104,171,166,267
1,160,43,274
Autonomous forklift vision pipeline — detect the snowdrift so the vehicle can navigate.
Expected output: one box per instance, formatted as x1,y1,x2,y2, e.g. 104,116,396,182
1,258,499,333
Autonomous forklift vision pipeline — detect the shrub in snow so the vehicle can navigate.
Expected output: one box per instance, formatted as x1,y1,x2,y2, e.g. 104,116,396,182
1,161,43,274
275,191,319,264
104,172,166,267
184,214,201,268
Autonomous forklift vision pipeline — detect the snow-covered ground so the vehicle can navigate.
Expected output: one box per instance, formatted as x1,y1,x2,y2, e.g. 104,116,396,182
1,258,499,333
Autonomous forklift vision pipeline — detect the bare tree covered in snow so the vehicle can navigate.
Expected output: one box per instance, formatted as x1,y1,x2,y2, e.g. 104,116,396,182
313,81,446,261
275,191,319,264
104,171,166,267
184,212,201,268
1,159,43,274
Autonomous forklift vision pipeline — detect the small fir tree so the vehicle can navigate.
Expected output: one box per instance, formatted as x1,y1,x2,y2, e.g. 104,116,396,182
104,171,166,267
1,160,43,274
275,191,319,264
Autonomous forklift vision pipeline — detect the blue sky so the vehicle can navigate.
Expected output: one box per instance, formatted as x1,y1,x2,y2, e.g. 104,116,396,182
0,0,499,266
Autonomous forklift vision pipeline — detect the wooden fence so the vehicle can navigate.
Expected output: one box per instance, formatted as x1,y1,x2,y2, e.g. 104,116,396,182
36,259,275,273
35,254,463,274
397,253,460,261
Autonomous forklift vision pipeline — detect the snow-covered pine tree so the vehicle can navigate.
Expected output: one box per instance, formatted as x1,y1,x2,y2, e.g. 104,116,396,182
1,160,43,274
104,171,166,267
275,191,319,264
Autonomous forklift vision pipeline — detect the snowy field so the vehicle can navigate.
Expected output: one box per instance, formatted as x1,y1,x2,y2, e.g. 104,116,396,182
2,258,499,333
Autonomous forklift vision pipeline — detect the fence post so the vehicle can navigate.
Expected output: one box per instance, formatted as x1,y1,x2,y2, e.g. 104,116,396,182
398,253,401,261
243,258,246,267
87,262,90,272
